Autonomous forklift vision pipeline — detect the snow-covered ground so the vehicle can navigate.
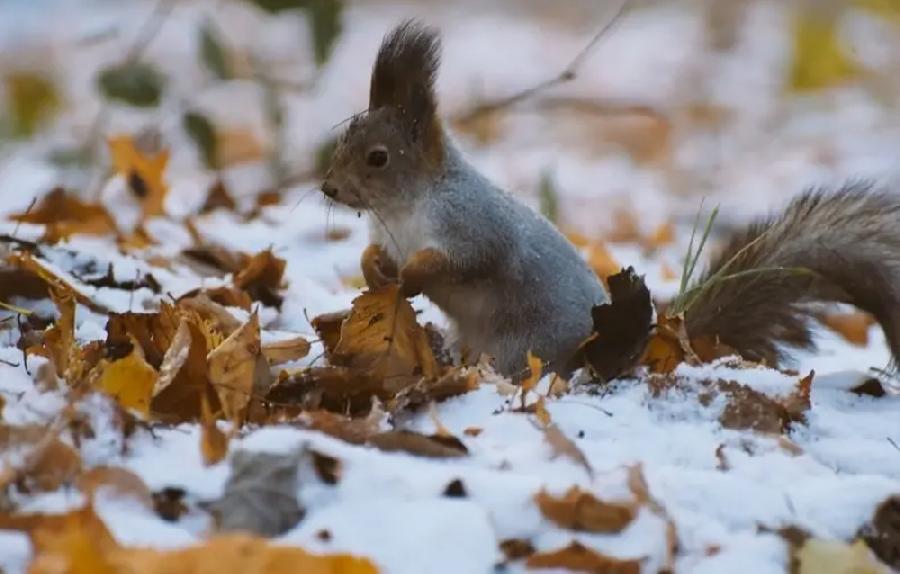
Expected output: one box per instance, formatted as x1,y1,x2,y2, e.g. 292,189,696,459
1,1,899,573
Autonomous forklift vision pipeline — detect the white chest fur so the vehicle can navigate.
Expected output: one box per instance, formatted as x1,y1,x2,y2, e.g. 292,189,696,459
367,204,434,266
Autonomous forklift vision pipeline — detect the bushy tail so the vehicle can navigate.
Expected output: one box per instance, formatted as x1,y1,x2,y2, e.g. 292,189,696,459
684,181,900,366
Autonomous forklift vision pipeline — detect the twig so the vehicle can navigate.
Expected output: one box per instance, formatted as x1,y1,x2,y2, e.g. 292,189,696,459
455,0,630,124
125,0,177,63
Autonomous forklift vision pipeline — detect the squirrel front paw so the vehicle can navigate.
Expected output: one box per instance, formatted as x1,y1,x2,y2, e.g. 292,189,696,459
361,244,399,290
399,248,450,298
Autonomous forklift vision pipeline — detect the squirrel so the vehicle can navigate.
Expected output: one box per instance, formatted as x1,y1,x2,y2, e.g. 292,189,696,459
321,20,608,377
322,20,900,378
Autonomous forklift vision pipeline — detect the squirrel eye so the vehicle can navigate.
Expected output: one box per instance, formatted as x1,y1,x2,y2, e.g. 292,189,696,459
366,147,389,168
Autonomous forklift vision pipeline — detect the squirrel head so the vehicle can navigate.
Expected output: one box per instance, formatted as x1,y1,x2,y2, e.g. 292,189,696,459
322,20,444,211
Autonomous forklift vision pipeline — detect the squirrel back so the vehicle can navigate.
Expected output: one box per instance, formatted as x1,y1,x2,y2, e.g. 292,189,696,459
685,181,900,367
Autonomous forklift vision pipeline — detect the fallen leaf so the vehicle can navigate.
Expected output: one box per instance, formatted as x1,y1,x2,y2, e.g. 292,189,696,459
233,249,286,308
310,450,341,485
850,378,887,398
107,134,170,220
200,180,237,214
207,312,268,422
644,221,675,250
819,312,875,347
209,449,304,537
789,8,859,92
368,429,468,458
535,487,636,533
796,538,885,574
9,187,117,243
586,241,621,284
534,396,552,427
525,541,641,574
579,267,652,382
262,336,311,365
154,319,192,397
543,423,594,478
303,410,380,445
216,127,267,168
108,533,379,574
77,466,153,509
95,344,158,417
177,292,242,336
311,310,350,358
519,352,543,408
606,208,642,243
200,395,229,466
499,538,535,561
463,427,483,437
859,495,900,571
151,319,219,422
331,284,438,380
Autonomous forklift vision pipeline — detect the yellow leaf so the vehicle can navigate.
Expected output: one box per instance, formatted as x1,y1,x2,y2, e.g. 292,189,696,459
207,312,266,422
95,346,158,417
797,539,885,574
107,134,170,220
789,9,860,92
200,395,229,466
106,533,379,574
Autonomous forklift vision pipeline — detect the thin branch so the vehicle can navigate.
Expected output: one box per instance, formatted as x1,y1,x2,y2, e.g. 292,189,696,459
455,0,631,124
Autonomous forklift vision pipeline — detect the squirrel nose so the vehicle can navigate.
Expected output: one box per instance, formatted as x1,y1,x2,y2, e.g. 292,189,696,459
321,181,338,198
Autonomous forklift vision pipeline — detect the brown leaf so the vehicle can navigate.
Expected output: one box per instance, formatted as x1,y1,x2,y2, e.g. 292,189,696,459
154,319,192,397
27,436,82,492
200,395,229,466
261,336,311,365
6,252,97,311
499,538,535,561
390,369,479,412
578,267,652,382
714,374,810,434
860,495,900,571
535,487,636,534
331,285,438,380
9,187,117,243
641,314,700,374
207,312,269,422
819,312,875,347
106,304,181,369
850,378,886,398
233,249,286,308
368,429,468,458
77,466,153,509
519,352,543,408
108,134,170,220
177,293,242,337
463,427,483,437
94,344,158,417
303,410,380,445
200,180,237,214
151,319,219,422
44,286,77,381
525,541,641,573
311,310,350,358
543,423,594,478
643,221,675,250
107,533,379,574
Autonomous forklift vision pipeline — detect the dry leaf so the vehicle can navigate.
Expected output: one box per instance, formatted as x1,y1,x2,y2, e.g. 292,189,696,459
154,319,192,397
543,423,594,478
499,538,535,561
796,539,885,574
311,310,350,358
9,187,117,243
519,352,543,408
606,208,641,243
535,487,636,533
331,285,438,380
233,249,286,308
151,319,219,422
207,312,268,422
200,180,238,214
641,314,698,374
644,221,675,250
578,267,652,382
586,242,621,284
215,127,266,168
77,466,153,509
108,134,170,220
95,344,158,417
261,337,311,365
860,495,900,570
819,312,875,347
369,429,468,458
200,395,229,466
525,541,641,574
108,533,379,574
463,427,483,437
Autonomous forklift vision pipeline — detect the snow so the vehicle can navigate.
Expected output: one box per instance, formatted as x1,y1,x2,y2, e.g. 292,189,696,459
1,1,900,573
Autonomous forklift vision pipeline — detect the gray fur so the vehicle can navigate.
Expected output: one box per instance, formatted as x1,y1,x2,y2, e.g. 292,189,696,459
324,20,608,377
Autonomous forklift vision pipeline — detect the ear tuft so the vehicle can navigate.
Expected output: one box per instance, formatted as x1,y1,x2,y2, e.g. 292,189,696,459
369,19,441,134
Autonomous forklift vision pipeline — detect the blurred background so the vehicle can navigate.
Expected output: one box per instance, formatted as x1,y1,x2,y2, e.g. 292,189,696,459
2,0,900,238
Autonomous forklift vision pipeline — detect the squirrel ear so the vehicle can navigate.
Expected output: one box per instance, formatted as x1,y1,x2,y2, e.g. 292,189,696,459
369,20,441,142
